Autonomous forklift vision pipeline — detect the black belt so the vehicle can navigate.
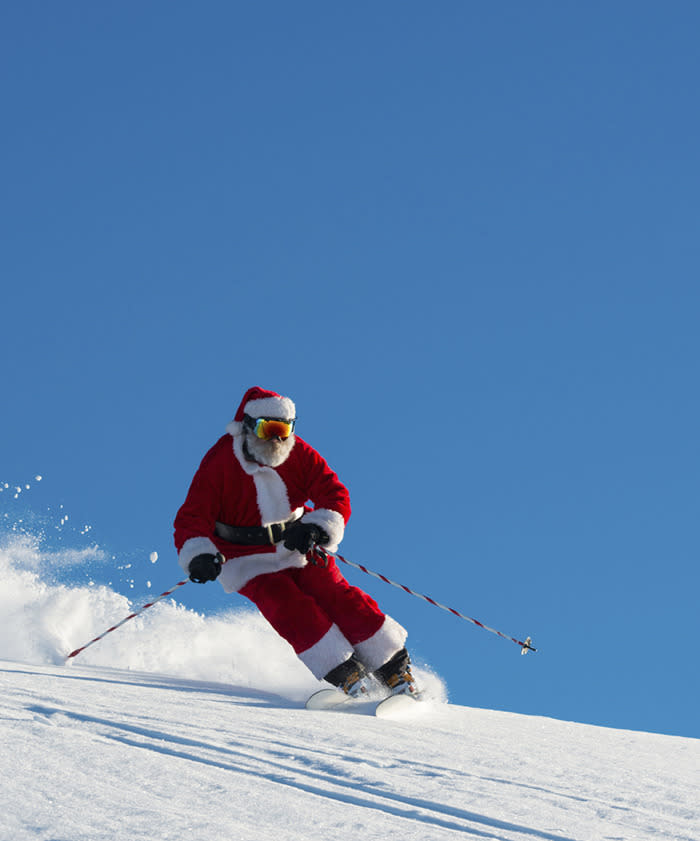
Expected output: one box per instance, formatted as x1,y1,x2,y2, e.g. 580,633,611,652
215,514,301,546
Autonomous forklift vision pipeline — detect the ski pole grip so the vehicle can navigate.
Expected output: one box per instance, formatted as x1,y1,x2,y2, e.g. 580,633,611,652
308,546,330,567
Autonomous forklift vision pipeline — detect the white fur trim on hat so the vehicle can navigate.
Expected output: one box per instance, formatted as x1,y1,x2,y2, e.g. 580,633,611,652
245,395,296,421
226,419,244,437
226,393,296,438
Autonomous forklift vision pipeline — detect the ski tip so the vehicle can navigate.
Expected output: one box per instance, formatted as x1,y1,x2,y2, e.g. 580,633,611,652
374,691,424,719
305,688,353,711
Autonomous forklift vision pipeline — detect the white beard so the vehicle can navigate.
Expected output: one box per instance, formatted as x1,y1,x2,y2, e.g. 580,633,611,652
243,431,295,467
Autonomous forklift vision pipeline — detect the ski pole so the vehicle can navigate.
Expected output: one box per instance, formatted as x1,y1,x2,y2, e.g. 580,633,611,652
311,546,536,654
65,577,190,661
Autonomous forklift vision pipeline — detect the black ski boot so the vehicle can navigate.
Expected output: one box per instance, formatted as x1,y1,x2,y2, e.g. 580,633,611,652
374,647,419,697
323,653,370,698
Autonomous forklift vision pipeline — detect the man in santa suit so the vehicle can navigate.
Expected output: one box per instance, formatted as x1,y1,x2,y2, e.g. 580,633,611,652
174,386,417,698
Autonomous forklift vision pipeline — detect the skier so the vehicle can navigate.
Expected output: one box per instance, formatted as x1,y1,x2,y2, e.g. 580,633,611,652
174,386,418,700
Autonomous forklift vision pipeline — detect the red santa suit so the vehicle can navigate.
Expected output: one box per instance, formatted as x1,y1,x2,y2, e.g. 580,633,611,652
174,387,407,680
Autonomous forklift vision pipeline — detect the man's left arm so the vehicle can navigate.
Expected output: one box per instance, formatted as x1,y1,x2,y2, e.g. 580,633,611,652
286,443,351,553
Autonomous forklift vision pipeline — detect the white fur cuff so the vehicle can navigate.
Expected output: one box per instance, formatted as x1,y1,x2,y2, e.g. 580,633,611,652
178,536,220,573
303,508,345,552
353,615,408,671
298,623,354,679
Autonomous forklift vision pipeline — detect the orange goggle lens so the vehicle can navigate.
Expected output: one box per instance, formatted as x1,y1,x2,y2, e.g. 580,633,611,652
252,417,296,440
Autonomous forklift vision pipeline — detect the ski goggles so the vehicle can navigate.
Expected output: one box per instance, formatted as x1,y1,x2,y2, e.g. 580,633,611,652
248,416,296,440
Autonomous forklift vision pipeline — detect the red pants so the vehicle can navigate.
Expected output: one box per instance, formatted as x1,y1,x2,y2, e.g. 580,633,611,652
239,556,385,656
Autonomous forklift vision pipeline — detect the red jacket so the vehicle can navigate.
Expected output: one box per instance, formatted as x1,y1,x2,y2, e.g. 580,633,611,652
174,431,351,593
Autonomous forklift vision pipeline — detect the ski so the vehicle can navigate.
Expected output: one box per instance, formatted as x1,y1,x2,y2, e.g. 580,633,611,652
374,691,423,719
305,688,357,712
305,687,424,718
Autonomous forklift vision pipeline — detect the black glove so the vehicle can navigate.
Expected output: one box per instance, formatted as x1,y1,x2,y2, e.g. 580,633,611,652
188,552,223,583
283,521,329,554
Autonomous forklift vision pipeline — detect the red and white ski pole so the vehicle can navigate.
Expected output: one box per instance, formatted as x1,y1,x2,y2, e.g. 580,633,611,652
65,577,190,661
311,546,536,654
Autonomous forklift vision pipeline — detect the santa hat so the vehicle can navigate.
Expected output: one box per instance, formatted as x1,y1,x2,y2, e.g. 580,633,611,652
226,386,296,437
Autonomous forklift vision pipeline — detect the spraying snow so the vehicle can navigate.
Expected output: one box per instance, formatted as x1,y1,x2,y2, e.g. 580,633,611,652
0,529,445,703
0,532,314,698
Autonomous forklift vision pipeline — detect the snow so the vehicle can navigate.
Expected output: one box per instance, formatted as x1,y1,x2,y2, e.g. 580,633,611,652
1,535,698,841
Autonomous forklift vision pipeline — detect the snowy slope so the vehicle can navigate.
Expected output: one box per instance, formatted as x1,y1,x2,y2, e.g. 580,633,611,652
0,535,698,841
1,660,698,841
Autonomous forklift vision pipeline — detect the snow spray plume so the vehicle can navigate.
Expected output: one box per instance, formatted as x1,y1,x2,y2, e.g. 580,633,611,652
311,546,537,655
65,550,228,660
65,577,190,661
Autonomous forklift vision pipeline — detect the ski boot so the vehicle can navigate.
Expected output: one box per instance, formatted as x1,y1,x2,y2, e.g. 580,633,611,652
374,647,419,697
323,653,371,698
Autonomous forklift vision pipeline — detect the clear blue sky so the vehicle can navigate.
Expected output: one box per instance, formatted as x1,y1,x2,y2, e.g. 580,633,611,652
2,2,699,738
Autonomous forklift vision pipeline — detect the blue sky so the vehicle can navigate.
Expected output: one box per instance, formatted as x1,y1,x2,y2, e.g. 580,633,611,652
2,2,699,738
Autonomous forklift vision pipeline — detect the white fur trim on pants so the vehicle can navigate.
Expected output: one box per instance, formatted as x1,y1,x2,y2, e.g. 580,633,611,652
353,615,408,671
297,623,354,680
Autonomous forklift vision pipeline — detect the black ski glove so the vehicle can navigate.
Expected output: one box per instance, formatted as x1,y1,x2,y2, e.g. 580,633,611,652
283,522,329,554
188,552,223,583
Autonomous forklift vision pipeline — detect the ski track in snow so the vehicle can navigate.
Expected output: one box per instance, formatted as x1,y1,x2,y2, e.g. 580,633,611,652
2,661,698,841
